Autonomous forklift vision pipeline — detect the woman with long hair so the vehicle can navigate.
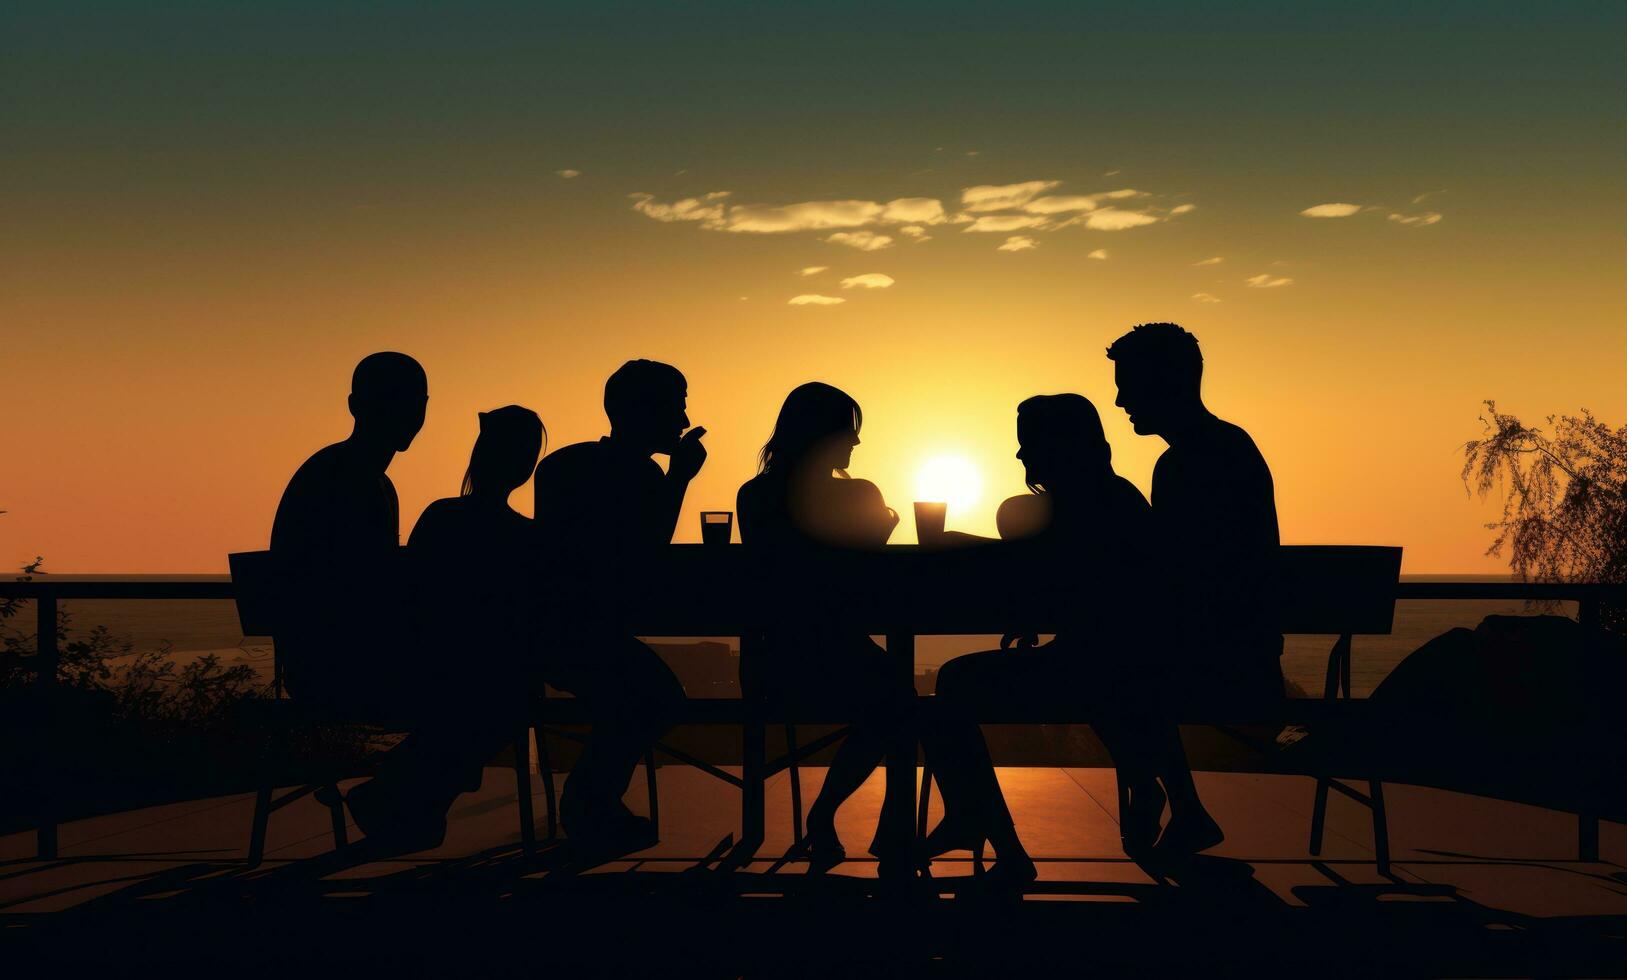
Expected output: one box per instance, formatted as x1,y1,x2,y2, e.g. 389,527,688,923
348,406,548,850
918,393,1175,887
736,382,913,872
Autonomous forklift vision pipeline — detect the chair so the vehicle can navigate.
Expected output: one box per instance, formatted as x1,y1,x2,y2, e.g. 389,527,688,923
229,550,544,866
910,545,1403,873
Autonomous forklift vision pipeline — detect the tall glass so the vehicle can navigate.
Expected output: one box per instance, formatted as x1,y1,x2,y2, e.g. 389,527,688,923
914,501,947,544
700,510,734,546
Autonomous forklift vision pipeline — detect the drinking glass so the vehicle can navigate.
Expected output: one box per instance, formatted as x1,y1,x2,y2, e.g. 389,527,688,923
700,510,734,546
914,501,947,544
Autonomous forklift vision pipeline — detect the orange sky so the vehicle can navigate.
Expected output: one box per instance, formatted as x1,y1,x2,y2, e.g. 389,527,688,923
3,4,1624,573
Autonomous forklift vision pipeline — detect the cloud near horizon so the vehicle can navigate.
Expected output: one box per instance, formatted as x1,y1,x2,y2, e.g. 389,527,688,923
788,294,845,306
841,273,895,289
1300,202,1363,218
629,179,1191,255
997,236,1038,252
1192,256,1224,266
1246,274,1293,288
825,230,893,251
1388,210,1443,227
1192,292,1222,303
961,180,1060,212
1088,249,1109,260
556,169,581,178
798,266,828,276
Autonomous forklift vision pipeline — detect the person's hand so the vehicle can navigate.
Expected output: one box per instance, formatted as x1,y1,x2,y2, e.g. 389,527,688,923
670,426,707,482
1000,632,1038,650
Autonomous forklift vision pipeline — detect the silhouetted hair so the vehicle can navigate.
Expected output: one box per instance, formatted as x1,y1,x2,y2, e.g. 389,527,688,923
1017,393,1111,493
352,351,427,398
758,382,862,478
461,405,546,497
604,359,686,428
1105,322,1202,388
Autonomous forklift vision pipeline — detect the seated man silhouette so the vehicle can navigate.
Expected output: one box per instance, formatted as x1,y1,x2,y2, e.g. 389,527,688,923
533,359,703,852
271,352,464,849
1107,322,1285,856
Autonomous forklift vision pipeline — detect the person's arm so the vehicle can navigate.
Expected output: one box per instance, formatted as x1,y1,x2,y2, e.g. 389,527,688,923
654,426,708,542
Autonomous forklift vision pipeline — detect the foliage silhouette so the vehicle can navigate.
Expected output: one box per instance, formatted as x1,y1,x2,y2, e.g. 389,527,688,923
1463,400,1627,632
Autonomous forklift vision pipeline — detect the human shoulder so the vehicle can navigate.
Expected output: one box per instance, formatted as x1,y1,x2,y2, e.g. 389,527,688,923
997,492,1051,540
1108,475,1151,514
407,496,464,546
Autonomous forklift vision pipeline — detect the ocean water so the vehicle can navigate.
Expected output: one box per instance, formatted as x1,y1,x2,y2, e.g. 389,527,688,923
21,574,1567,699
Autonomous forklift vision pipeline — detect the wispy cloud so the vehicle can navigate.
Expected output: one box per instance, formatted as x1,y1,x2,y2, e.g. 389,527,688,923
898,225,931,242
1192,292,1222,303
629,191,731,224
1300,203,1362,218
1192,256,1224,266
1170,203,1196,215
825,231,893,251
1245,274,1293,288
1388,211,1442,227
788,294,845,306
881,197,947,225
1022,195,1099,215
1087,248,1109,260
961,180,1060,213
556,169,581,179
841,273,895,289
997,236,1038,252
963,214,1051,233
726,200,883,233
629,192,948,235
798,266,828,276
1079,208,1160,231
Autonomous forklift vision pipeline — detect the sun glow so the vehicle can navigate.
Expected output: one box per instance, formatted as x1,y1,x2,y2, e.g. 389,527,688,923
914,454,983,518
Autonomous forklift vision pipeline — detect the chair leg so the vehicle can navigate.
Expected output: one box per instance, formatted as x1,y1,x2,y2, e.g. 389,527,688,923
533,721,558,841
972,839,986,876
917,766,934,838
515,730,536,855
785,724,804,845
324,785,348,850
645,748,660,836
248,784,272,867
1368,779,1390,875
1308,776,1331,856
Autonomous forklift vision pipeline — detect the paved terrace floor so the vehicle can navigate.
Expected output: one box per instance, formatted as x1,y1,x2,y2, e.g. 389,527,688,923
4,767,1626,976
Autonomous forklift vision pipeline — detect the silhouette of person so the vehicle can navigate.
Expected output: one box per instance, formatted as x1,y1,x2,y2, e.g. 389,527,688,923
270,351,459,848
401,405,549,809
270,351,426,709
919,394,1158,887
735,382,913,873
532,359,701,853
1107,321,1285,856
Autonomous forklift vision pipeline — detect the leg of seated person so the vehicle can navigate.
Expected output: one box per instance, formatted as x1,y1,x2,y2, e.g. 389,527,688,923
802,644,917,861
548,636,684,835
921,649,1031,850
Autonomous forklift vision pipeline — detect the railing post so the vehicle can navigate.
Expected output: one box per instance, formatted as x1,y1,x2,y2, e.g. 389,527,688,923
1576,593,1601,861
36,593,59,859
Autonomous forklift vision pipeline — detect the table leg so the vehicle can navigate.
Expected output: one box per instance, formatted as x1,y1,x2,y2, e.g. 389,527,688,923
883,632,917,881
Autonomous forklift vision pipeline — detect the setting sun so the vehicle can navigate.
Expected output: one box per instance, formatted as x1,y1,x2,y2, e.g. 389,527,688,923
914,454,983,518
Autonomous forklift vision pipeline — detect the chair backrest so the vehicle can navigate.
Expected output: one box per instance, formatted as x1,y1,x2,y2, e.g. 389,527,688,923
227,550,280,637
1278,545,1402,636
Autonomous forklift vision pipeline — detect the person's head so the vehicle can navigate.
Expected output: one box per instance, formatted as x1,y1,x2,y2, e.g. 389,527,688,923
1106,322,1204,437
604,359,689,453
460,405,546,499
1014,394,1112,492
348,352,428,452
758,382,863,477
